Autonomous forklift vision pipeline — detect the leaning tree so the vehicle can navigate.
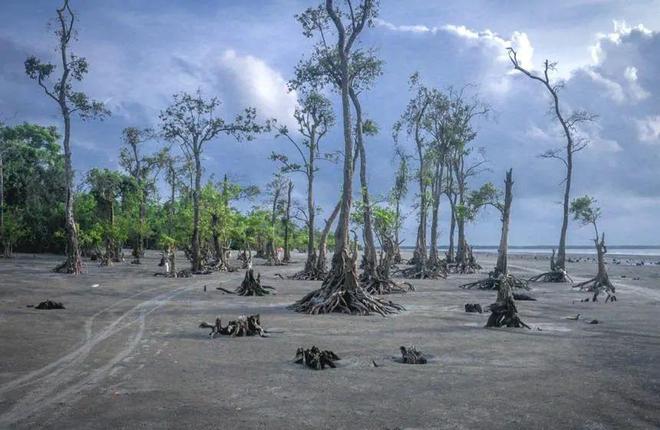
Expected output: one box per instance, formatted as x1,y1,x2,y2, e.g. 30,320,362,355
508,48,596,282
460,169,528,290
569,196,617,302
290,0,402,315
272,90,336,277
159,90,267,273
119,127,164,264
25,0,110,273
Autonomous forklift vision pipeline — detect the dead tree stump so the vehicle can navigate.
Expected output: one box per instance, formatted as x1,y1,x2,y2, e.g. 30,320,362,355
399,346,427,364
217,269,274,296
485,276,530,329
35,300,65,310
199,314,268,337
294,346,340,370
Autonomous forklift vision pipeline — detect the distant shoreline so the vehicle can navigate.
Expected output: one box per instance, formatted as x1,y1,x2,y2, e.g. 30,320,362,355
400,245,660,257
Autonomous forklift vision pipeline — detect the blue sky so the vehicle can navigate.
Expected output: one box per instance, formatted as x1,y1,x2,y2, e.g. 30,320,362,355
1,0,659,246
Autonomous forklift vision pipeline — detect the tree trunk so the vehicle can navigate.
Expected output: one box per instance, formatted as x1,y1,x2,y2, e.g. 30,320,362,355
267,186,281,263
495,169,513,276
191,150,202,272
350,89,377,277
429,161,444,265
317,199,340,274
393,196,402,263
556,149,572,272
284,180,292,263
447,198,456,263
0,153,6,258
59,112,82,273
305,139,317,271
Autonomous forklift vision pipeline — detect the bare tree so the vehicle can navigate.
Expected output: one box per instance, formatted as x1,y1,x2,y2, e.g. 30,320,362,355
159,90,267,273
290,0,401,315
283,179,294,263
508,48,596,282
25,0,110,273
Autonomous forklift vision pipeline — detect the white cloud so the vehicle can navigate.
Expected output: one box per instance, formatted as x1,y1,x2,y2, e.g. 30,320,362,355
590,20,653,64
218,50,298,129
636,116,660,144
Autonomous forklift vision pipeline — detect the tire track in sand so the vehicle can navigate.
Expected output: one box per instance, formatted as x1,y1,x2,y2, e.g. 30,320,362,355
0,284,192,427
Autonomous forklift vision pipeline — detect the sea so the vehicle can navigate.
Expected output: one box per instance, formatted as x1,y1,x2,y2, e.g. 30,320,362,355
402,246,660,257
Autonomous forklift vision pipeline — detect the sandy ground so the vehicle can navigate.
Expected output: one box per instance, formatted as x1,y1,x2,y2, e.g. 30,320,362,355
0,250,659,430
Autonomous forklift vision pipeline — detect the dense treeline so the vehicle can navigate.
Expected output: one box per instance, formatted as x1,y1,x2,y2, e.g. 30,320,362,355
0,121,322,262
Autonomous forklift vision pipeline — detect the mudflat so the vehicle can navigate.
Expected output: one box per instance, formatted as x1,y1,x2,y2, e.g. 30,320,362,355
1,251,659,429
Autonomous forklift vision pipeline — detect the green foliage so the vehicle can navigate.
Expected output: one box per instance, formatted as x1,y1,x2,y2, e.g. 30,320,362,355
570,195,601,227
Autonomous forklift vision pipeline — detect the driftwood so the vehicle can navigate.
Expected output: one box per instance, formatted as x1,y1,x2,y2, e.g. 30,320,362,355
485,277,530,329
465,303,483,313
216,269,275,296
399,346,427,364
199,314,268,337
294,346,340,370
289,249,404,316
34,300,65,310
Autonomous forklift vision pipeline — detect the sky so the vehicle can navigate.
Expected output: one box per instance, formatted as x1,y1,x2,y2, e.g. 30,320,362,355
1,0,659,247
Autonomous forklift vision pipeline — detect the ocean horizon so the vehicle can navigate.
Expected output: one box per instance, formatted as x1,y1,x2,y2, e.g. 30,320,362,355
400,245,660,257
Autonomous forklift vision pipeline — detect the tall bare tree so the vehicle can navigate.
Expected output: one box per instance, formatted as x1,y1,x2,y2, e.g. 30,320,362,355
291,0,401,315
159,90,266,273
25,0,110,273
389,149,409,263
508,48,596,282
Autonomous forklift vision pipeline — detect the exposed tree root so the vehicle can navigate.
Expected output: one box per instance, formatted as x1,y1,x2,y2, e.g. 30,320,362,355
573,276,617,302
361,275,414,295
288,267,327,281
34,300,65,310
216,269,275,296
528,270,573,283
199,314,268,337
399,346,427,364
294,346,340,370
394,261,447,279
485,277,530,329
460,273,529,290
289,250,404,316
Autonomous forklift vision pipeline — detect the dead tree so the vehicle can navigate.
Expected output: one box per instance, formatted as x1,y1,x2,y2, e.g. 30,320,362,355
265,174,286,265
199,314,268,337
485,275,530,329
25,0,110,273
290,0,401,315
461,170,528,290
508,48,596,282
569,196,616,302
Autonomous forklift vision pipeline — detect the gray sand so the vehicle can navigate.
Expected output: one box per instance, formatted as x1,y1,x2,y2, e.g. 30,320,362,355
1,251,659,429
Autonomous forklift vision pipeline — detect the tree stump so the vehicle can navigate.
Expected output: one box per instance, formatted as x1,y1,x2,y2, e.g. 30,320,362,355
199,314,268,337
485,277,530,329
35,300,65,310
217,269,275,296
294,346,340,370
399,346,427,364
